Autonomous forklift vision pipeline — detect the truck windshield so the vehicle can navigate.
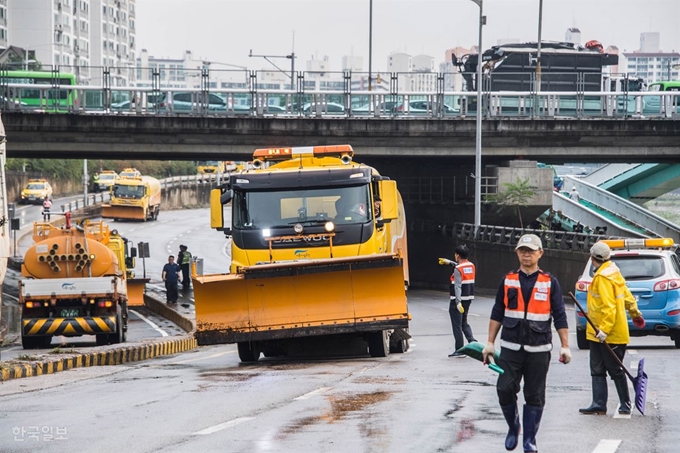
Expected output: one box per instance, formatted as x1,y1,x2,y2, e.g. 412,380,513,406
233,185,371,229
113,185,145,199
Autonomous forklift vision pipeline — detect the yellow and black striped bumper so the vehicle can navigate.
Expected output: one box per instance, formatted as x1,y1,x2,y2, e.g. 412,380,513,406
22,317,116,336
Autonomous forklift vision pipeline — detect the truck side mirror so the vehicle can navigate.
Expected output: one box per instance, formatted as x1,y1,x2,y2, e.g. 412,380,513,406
130,246,137,258
220,189,233,204
378,180,399,221
210,188,225,229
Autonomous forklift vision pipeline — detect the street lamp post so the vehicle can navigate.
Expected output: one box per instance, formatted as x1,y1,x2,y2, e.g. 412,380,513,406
536,0,543,90
368,0,373,91
470,0,484,233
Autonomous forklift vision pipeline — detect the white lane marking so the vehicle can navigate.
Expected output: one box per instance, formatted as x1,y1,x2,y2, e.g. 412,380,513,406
294,387,333,400
628,349,638,355
173,350,236,364
130,309,168,337
193,417,254,435
591,439,621,453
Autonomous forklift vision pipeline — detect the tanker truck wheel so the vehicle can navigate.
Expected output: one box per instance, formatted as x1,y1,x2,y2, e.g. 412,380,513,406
21,334,51,349
368,330,389,357
237,341,261,362
108,306,124,344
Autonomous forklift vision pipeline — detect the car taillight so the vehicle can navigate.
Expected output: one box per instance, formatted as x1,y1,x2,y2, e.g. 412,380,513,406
396,105,404,111
654,279,680,291
159,102,166,107
576,310,586,317
575,281,590,291
667,309,680,316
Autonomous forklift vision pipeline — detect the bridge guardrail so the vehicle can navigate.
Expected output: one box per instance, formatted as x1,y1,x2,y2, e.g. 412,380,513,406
2,74,678,119
61,174,221,212
410,219,618,253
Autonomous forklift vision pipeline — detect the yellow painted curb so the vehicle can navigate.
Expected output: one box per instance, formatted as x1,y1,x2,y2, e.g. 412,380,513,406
0,336,198,382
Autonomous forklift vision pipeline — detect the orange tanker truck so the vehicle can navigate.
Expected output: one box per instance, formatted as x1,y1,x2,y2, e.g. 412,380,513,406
101,174,161,221
193,144,411,362
19,216,141,349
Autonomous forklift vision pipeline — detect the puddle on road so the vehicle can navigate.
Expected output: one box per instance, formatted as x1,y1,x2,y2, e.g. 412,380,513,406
280,391,393,438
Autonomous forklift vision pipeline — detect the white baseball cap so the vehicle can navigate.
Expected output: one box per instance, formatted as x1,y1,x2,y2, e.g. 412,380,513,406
516,234,543,251
590,241,611,261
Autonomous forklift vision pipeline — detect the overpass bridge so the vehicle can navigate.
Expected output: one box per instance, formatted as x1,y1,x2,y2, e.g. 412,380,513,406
3,112,680,162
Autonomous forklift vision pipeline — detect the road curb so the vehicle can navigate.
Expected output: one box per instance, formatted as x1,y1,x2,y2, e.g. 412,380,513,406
0,335,197,382
143,294,196,333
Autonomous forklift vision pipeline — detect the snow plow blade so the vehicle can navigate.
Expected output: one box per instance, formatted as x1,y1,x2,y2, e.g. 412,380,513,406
127,278,149,306
101,204,146,220
193,253,408,345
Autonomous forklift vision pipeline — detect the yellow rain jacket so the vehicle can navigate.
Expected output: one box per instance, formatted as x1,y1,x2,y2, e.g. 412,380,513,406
586,260,642,344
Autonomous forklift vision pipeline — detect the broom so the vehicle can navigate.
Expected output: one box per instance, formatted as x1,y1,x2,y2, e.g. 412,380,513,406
569,292,648,415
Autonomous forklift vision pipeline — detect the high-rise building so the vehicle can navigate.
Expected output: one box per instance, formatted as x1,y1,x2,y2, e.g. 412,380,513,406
7,0,136,85
622,33,680,82
306,55,330,79
342,55,363,72
90,0,136,86
0,0,7,51
8,0,92,80
388,52,411,73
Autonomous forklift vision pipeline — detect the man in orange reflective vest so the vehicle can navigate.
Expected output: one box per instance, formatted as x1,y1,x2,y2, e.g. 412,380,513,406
440,245,478,357
482,234,571,453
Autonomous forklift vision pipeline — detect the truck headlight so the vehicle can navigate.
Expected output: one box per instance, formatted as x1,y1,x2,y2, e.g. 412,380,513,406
324,221,335,232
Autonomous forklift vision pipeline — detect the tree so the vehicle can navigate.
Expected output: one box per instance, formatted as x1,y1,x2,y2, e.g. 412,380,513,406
487,177,536,229
5,50,42,71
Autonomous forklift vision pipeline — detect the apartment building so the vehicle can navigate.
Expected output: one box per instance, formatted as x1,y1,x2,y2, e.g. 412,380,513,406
90,0,136,86
6,0,135,85
0,0,7,51
622,32,680,83
8,0,92,80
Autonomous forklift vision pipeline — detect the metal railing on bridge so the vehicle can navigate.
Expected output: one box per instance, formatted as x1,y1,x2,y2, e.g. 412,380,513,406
410,219,615,253
1,66,678,120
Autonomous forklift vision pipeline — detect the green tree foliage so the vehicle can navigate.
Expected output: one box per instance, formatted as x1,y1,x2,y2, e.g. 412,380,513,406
4,51,42,71
6,159,197,183
487,177,536,229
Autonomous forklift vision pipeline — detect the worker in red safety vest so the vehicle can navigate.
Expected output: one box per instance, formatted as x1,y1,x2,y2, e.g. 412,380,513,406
439,245,477,357
482,234,571,453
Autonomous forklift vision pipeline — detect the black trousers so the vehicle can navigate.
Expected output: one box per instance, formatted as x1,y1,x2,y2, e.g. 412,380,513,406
165,280,178,302
181,263,190,287
497,347,551,407
588,341,626,380
448,299,475,350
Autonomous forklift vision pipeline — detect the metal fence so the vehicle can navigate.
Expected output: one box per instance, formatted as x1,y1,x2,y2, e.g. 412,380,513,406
59,173,220,212
1,66,678,119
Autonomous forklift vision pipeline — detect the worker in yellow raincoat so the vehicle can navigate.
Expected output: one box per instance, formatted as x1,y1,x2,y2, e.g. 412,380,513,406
580,241,645,416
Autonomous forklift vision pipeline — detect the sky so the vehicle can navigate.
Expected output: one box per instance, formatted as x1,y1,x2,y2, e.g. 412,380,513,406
135,0,679,72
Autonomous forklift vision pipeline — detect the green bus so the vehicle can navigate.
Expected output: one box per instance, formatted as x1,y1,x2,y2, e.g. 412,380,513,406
0,70,77,111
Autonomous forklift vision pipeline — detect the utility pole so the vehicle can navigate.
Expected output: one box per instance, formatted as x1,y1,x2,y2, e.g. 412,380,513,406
369,0,373,91
536,0,543,91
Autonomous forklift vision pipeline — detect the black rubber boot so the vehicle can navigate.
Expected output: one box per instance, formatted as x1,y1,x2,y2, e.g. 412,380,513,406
613,375,632,414
579,376,608,415
522,404,543,453
500,403,521,451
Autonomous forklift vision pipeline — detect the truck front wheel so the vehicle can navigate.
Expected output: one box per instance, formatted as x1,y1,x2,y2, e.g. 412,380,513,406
368,330,389,357
237,341,260,362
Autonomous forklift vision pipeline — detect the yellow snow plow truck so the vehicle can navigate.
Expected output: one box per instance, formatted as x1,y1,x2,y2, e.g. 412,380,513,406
193,145,410,362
